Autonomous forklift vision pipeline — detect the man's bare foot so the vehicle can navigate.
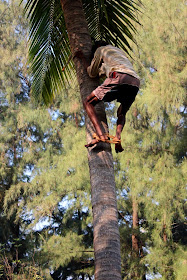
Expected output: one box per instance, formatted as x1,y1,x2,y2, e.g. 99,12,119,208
85,138,100,148
113,136,124,153
115,142,124,153
85,134,108,148
85,134,124,152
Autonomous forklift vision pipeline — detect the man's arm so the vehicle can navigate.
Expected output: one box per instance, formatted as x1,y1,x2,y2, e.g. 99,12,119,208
74,47,102,78
87,48,102,78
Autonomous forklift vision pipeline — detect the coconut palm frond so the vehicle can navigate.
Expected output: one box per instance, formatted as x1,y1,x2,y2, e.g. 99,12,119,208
83,0,140,52
23,0,74,104
23,0,140,104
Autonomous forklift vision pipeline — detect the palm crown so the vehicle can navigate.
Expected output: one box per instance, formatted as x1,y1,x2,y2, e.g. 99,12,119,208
23,0,139,104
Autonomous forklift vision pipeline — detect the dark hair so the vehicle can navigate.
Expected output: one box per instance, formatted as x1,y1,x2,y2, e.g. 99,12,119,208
91,40,108,60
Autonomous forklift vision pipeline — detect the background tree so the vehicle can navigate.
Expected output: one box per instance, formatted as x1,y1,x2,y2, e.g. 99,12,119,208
0,0,30,275
113,0,186,278
0,2,92,278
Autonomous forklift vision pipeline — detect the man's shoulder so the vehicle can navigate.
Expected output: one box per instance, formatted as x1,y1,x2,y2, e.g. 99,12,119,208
97,45,114,56
101,45,125,54
100,44,115,50
97,45,114,51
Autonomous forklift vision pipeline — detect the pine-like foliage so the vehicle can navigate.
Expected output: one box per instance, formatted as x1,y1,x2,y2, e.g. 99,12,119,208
0,1,45,278
0,0,29,242
0,1,92,278
110,0,186,278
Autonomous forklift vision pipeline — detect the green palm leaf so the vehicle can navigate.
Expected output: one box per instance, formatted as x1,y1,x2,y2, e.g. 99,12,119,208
83,0,140,50
23,0,140,104
23,0,74,104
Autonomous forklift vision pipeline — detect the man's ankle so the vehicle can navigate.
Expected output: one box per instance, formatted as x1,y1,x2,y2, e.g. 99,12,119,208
115,134,121,140
100,134,107,140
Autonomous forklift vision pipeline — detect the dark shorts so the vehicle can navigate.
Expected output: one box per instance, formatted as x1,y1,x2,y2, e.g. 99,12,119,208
93,72,140,113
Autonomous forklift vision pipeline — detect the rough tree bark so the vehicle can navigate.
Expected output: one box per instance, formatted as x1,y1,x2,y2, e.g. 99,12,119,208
60,0,122,279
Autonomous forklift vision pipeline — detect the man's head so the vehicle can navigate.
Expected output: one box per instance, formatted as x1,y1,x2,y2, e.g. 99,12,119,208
91,40,108,59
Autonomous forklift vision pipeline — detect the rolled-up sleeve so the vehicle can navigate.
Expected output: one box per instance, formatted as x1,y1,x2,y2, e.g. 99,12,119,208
87,47,102,78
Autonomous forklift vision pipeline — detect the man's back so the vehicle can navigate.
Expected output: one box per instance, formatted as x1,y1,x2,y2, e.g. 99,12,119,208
87,45,139,79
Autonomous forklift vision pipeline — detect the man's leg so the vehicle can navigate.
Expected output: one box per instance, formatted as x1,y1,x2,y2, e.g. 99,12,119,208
116,104,126,139
114,104,126,153
83,92,108,147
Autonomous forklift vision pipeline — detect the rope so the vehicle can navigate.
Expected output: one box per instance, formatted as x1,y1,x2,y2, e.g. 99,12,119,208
92,133,121,144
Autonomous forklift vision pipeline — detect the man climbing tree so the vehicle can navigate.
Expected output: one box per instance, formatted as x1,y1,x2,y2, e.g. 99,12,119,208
75,41,140,153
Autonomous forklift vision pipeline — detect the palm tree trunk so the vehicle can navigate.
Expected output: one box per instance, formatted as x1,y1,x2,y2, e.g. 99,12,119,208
60,1,121,279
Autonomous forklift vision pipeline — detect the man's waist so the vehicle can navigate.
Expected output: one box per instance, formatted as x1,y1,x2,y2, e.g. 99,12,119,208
108,71,140,87
108,67,140,79
109,71,139,79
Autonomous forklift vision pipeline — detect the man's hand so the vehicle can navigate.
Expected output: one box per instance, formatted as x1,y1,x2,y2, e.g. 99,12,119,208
62,49,87,72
